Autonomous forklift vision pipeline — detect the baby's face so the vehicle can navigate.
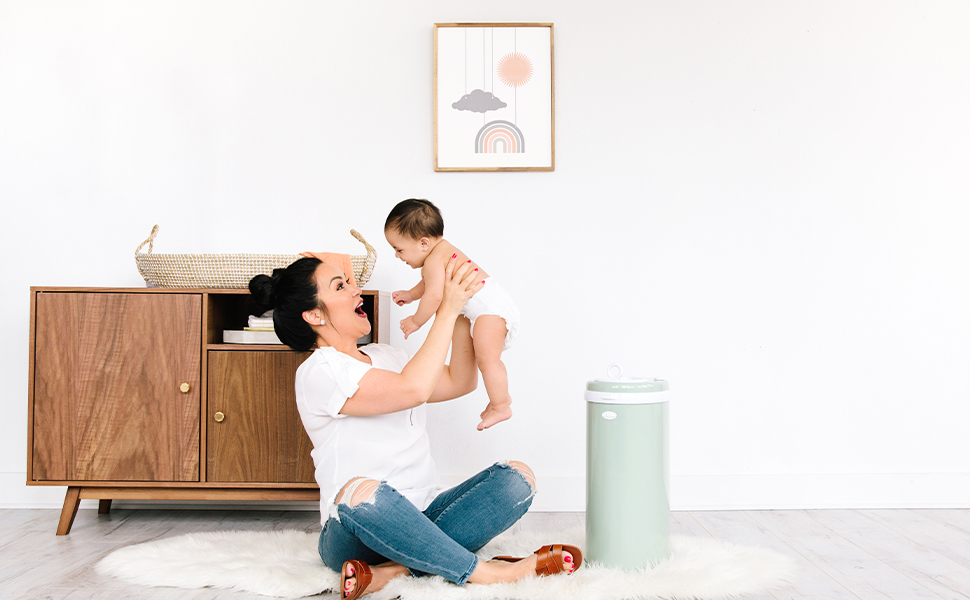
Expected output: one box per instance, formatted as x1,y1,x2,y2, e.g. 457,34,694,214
385,228,427,269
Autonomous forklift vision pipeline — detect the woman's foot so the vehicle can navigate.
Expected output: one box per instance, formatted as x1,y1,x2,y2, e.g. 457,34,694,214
342,560,408,598
493,544,582,576
468,553,538,585
538,545,580,575
341,561,368,599
471,544,582,584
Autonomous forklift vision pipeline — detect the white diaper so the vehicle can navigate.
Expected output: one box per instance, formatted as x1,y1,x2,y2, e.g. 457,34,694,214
460,278,521,351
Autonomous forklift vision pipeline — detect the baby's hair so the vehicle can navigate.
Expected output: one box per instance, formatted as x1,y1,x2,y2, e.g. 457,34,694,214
384,198,444,240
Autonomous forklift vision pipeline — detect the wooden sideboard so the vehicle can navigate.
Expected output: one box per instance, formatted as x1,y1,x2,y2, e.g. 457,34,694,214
27,287,389,535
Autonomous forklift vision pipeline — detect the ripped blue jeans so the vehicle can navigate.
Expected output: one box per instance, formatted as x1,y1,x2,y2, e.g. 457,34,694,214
318,462,535,585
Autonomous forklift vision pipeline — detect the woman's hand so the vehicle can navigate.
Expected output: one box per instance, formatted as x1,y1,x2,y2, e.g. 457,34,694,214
439,255,483,317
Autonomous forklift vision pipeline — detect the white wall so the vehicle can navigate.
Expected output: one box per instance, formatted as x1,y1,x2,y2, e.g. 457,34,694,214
2,0,968,512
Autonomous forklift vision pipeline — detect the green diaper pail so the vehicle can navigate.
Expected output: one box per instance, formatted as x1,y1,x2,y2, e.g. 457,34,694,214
586,364,670,569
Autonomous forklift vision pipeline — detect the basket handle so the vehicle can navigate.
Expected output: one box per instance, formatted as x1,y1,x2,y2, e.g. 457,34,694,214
350,229,377,283
136,225,159,256
133,225,159,282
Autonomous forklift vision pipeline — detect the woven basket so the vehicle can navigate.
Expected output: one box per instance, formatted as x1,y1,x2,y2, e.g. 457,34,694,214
134,225,377,289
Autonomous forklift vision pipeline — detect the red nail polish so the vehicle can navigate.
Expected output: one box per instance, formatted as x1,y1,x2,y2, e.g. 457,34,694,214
467,260,472,263
474,268,478,271
452,253,457,258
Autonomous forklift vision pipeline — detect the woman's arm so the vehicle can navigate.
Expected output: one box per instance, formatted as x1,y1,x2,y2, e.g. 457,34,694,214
339,256,481,416
428,316,477,403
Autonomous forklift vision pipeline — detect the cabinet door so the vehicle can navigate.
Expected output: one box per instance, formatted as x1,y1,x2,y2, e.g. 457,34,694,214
31,293,202,482
206,351,315,483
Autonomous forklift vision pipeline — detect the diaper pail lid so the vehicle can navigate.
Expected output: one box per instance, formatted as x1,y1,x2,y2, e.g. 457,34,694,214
585,364,669,404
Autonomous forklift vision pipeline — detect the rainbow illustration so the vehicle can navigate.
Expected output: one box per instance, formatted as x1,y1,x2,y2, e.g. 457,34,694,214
475,120,526,154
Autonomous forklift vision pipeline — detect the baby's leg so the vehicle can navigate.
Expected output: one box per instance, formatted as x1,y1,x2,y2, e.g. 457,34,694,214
472,316,513,431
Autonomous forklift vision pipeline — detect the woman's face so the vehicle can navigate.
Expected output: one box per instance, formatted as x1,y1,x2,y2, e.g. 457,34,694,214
312,263,371,340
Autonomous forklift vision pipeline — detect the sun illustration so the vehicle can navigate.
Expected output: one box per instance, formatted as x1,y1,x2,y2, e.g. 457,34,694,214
497,52,533,88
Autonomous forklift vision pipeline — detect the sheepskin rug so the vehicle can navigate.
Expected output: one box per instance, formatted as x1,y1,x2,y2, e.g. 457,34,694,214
96,526,795,599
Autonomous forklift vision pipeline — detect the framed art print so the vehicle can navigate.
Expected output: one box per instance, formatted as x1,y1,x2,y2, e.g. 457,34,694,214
434,23,555,171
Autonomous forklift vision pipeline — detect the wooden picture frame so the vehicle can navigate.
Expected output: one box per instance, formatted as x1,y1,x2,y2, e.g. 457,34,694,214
434,23,555,172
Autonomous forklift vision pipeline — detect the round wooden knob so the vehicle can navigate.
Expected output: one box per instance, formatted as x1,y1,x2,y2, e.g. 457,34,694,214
179,383,191,393
213,412,225,423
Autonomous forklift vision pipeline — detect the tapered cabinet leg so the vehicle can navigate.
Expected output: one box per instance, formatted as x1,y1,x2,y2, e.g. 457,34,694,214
56,486,82,536
98,499,112,514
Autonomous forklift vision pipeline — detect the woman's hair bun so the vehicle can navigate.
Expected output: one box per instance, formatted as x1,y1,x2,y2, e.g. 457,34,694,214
248,268,283,313
248,257,321,352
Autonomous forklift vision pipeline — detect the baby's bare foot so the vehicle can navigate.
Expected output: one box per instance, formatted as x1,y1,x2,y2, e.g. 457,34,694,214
478,403,513,431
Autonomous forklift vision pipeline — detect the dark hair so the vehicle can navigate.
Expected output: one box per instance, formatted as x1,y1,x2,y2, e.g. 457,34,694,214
384,198,444,240
249,257,327,352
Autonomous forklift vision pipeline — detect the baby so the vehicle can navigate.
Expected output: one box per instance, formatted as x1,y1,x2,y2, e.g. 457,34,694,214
385,199,521,431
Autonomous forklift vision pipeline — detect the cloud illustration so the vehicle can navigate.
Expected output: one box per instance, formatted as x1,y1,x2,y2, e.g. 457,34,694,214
452,89,507,113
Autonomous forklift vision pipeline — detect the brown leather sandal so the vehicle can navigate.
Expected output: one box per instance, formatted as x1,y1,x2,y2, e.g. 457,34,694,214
341,559,372,600
494,544,584,576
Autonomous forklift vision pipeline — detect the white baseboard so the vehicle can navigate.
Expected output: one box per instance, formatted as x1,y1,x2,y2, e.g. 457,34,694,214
0,473,77,508
436,472,970,510
671,473,970,510
4,471,969,511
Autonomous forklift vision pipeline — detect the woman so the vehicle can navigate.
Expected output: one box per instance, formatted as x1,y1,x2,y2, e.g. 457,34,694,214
250,254,581,599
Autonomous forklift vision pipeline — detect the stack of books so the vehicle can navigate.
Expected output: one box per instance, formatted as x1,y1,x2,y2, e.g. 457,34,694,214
223,312,283,344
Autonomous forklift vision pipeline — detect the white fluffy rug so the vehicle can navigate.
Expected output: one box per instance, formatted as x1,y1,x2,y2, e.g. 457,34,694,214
96,526,795,599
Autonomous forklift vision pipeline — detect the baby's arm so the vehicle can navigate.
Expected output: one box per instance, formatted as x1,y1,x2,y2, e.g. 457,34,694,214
410,279,426,300
393,279,425,306
410,256,446,328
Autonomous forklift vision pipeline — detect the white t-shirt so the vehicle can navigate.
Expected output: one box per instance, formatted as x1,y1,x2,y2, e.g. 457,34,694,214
294,344,443,524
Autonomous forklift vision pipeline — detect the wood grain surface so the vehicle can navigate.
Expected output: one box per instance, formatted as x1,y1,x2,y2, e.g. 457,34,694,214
206,351,314,484
31,292,202,482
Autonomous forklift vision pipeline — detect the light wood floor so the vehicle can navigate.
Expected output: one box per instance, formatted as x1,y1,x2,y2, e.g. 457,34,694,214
1,508,969,599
